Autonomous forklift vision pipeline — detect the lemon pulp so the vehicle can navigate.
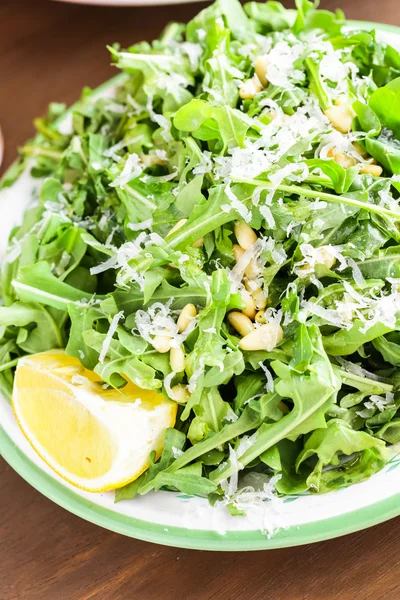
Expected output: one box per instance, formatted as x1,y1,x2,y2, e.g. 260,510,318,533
13,351,177,491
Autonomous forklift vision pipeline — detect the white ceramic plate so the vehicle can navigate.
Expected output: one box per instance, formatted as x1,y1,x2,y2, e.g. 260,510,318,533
54,0,206,7
0,21,400,551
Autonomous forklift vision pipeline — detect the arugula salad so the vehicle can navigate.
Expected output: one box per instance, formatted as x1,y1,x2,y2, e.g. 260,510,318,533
2,0,400,513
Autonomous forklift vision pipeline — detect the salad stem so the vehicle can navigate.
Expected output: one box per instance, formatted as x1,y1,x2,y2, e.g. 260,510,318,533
231,177,400,220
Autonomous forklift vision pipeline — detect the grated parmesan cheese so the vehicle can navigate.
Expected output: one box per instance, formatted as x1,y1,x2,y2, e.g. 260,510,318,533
262,39,305,89
364,392,395,412
135,299,197,350
259,361,274,391
127,218,154,231
146,95,173,142
99,311,124,363
193,151,213,176
230,237,271,289
221,184,252,222
109,153,142,188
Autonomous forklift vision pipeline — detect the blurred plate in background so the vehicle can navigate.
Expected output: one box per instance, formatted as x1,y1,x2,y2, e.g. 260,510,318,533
54,0,206,6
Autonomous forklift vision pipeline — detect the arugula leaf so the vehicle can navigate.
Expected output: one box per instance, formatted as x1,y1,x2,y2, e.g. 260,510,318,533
356,246,400,279
353,99,381,135
210,325,340,482
187,387,234,443
0,341,19,400
244,1,295,32
148,469,217,495
182,269,235,419
293,0,344,35
369,77,400,137
375,419,400,444
305,158,358,193
365,135,400,174
233,372,265,412
12,262,94,310
174,100,251,149
296,419,389,492
323,321,395,356
83,329,161,390
138,405,262,495
0,303,64,353
66,305,105,370
305,57,330,111
373,335,400,366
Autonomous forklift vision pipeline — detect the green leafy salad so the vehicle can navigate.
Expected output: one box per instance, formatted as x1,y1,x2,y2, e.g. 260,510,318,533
2,0,400,512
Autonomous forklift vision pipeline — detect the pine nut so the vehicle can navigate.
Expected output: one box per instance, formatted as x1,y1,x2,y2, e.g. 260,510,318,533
244,259,260,280
239,76,263,100
170,384,190,404
244,279,258,292
166,218,187,237
234,221,258,250
177,303,197,333
255,310,266,324
319,247,336,269
352,142,368,158
170,346,185,372
335,96,347,106
262,111,289,124
233,243,245,262
298,263,312,275
299,246,335,273
324,98,355,134
251,286,267,310
192,237,204,248
278,401,290,414
141,154,167,167
359,163,383,176
241,289,256,319
233,243,260,281
227,311,255,337
239,323,284,351
327,148,356,169
254,55,268,87
264,110,278,122
152,330,172,353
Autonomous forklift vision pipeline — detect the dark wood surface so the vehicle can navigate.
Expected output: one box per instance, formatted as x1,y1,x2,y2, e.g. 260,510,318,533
1,1,400,598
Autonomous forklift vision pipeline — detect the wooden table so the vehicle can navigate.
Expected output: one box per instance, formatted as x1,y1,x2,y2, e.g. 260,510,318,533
1,0,400,598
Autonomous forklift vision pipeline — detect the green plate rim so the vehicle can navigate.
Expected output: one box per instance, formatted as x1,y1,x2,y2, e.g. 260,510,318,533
1,19,400,551
1,424,399,550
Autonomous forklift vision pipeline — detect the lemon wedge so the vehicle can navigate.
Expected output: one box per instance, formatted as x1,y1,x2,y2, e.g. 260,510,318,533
12,350,177,492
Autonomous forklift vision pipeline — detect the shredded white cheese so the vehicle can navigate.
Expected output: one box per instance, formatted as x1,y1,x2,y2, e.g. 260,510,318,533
99,311,124,363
